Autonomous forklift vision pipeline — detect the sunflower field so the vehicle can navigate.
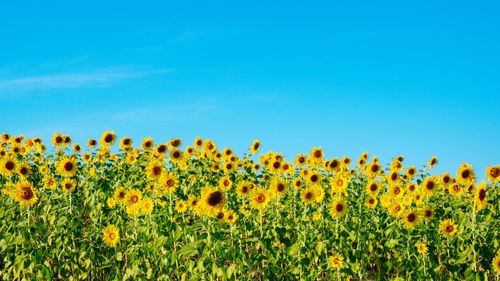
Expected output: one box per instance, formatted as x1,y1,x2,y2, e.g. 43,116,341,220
0,131,499,280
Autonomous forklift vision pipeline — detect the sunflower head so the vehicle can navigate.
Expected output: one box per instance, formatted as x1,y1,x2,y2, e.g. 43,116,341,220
328,253,344,269
14,181,38,207
439,219,458,238
330,198,348,218
102,225,120,247
100,131,117,147
486,165,499,183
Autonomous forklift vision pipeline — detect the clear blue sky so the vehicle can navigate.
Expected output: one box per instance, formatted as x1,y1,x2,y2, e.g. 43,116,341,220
1,1,499,177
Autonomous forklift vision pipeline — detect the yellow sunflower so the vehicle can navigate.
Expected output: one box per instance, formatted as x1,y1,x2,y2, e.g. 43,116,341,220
250,139,261,155
43,176,57,189
0,156,17,176
250,188,270,210
474,180,487,211
140,197,154,215
100,131,117,147
17,163,32,178
448,183,463,197
428,156,438,168
56,157,78,177
457,163,475,185
301,187,316,204
485,165,499,183
330,198,348,218
366,181,380,196
309,147,324,165
61,178,77,192
422,176,439,197
13,181,38,207
175,200,188,213
294,153,307,167
113,187,127,203
365,197,378,209
141,137,154,151
102,225,120,247
125,189,142,207
145,160,164,181
402,209,420,229
416,242,428,255
200,187,226,215
270,177,288,197
439,219,458,238
328,253,344,269
492,254,500,274
159,173,178,195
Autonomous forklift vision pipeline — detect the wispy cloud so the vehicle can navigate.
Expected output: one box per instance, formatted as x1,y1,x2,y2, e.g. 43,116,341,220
0,67,170,94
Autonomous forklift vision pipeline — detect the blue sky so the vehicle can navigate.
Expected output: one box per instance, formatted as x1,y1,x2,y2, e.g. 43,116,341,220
1,1,499,177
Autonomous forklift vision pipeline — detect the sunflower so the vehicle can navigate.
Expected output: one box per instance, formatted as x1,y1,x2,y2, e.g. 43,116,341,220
203,140,217,153
168,138,182,149
457,163,475,185
439,219,458,238
270,177,288,197
13,181,38,207
145,160,164,181
294,154,307,167
119,137,133,151
422,206,434,220
309,147,324,165
0,156,17,176
448,183,462,197
140,197,154,215
17,163,31,178
125,189,142,207
159,173,178,195
235,182,250,198
405,166,417,178
312,185,325,203
330,198,348,218
365,162,382,178
402,209,419,229
493,254,500,274
307,171,321,185
175,200,188,213
328,253,344,269
301,187,316,204
474,180,487,211
327,158,341,173
422,176,439,197
225,210,237,224
51,132,65,147
200,187,226,215
250,188,270,210
43,176,57,189
428,156,438,168
366,181,380,196
416,242,428,255
406,182,417,194
100,131,116,147
61,178,76,192
440,173,453,186
102,225,120,247
292,178,303,190
219,176,232,191
113,187,127,203
193,137,204,149
388,201,404,217
388,185,403,198
107,198,117,208
486,165,499,183
330,174,349,194
387,170,400,186
56,157,77,177
87,139,97,148
365,197,378,209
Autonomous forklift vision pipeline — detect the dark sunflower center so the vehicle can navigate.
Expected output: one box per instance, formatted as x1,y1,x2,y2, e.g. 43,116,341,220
242,186,248,193
409,185,415,192
20,167,28,175
314,151,322,158
479,189,486,200
425,210,432,218
145,141,152,147
407,213,416,222
131,195,139,203
330,160,339,168
337,179,343,186
445,225,454,233
443,176,450,183
490,168,499,178
223,180,229,186
158,145,166,153
5,161,14,170
369,199,375,204
461,170,470,179
336,203,344,212
119,191,125,198
295,180,301,187
21,187,34,200
256,194,265,203
152,166,162,176
391,173,397,181
166,179,174,187
305,192,313,200
253,143,260,150
273,162,280,169
310,175,318,182
431,159,437,165
196,140,203,146
123,139,131,145
299,157,305,163
104,134,114,143
393,187,400,195
371,165,379,172
65,183,72,190
90,140,97,146
277,183,285,192
226,163,232,170
64,162,74,171
207,191,223,206
370,184,378,192
409,168,415,175
171,139,180,147
56,136,63,143
426,181,435,190
216,212,224,219
109,233,115,240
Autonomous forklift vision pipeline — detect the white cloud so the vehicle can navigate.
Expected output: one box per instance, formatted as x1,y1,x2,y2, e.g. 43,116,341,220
0,67,170,94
